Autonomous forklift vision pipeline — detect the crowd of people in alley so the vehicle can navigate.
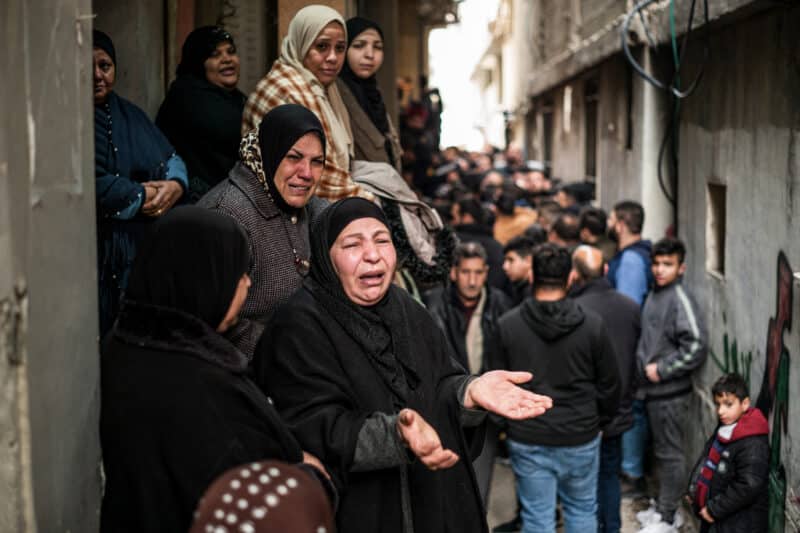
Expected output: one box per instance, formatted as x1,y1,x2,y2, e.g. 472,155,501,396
93,4,771,533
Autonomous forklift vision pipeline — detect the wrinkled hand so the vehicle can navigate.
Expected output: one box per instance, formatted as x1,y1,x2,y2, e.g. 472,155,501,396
397,408,459,471
302,451,331,481
464,371,553,420
699,506,714,523
645,363,661,383
142,180,183,216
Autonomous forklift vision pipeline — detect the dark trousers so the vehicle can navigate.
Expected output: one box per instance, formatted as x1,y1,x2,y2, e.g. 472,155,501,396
597,435,622,533
647,394,690,523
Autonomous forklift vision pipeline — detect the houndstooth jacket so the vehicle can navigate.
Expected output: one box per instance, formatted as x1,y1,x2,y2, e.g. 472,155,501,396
198,162,328,359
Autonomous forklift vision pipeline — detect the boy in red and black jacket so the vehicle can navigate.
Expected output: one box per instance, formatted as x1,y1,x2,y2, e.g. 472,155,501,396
687,373,769,532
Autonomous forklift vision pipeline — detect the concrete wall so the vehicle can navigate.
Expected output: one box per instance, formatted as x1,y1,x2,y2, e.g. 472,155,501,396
677,6,800,530
95,0,166,118
1,0,101,530
527,51,673,241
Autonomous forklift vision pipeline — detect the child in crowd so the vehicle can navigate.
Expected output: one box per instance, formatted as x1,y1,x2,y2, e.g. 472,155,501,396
637,237,708,525
687,373,769,532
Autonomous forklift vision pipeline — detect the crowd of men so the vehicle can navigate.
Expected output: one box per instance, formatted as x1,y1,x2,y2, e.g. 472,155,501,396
413,145,711,533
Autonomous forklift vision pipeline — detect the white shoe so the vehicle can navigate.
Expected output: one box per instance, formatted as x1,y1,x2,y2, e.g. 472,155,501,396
637,522,678,533
636,501,661,526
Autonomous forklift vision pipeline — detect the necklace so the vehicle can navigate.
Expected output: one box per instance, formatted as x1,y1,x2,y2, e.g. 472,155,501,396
258,180,311,276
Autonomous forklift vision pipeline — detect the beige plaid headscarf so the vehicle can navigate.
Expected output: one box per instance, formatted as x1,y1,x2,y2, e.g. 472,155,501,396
242,5,372,201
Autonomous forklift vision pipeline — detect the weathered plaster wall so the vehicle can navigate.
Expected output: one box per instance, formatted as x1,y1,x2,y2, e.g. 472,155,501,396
1,0,101,530
95,0,166,118
678,6,800,530
529,51,673,241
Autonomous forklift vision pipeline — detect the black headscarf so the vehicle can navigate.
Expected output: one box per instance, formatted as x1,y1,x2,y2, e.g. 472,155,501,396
93,30,116,65
256,104,326,214
306,198,419,405
124,206,250,330
176,26,235,79
339,18,390,135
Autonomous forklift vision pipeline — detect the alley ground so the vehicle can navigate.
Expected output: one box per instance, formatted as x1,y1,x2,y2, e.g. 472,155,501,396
486,462,697,532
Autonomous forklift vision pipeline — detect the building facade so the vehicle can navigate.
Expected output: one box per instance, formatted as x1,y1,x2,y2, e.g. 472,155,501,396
472,1,800,529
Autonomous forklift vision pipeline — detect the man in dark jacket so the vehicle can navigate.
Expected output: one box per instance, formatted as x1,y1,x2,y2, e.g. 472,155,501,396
451,196,510,292
424,241,511,505
492,244,621,533
606,200,653,493
568,245,641,533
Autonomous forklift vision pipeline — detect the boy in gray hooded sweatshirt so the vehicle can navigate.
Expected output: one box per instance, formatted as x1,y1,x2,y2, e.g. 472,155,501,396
638,237,707,525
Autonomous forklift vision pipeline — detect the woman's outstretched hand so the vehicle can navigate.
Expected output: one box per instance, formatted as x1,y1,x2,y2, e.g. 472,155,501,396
397,408,459,471
463,370,553,419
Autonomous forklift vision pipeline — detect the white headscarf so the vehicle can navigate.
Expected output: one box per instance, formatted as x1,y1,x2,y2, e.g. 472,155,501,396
280,5,353,158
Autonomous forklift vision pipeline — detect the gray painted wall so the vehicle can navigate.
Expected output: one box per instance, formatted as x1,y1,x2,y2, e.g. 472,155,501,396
678,6,800,529
1,0,101,530
95,0,166,118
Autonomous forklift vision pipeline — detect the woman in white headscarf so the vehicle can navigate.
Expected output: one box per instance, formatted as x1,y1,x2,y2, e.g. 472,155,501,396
242,4,372,201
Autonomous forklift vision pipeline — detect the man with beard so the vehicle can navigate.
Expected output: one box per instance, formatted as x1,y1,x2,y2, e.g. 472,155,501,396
424,242,512,506
605,200,653,498
606,201,653,307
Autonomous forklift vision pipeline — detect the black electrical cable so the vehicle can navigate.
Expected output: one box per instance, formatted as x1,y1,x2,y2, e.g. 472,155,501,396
620,0,710,99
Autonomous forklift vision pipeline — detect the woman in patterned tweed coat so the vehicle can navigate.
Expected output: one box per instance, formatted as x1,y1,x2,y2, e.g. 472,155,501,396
198,104,328,359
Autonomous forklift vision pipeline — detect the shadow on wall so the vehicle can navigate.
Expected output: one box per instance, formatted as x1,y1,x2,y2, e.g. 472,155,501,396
709,252,793,531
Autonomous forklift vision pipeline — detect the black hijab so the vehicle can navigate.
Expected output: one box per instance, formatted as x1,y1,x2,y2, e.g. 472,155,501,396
306,198,419,404
93,30,116,65
256,104,326,214
339,18,390,135
124,206,250,330
177,26,235,80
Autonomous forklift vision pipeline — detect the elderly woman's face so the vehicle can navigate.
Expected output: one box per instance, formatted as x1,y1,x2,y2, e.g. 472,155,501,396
302,22,346,87
330,217,397,306
204,41,240,90
93,48,116,105
273,132,325,208
347,29,384,79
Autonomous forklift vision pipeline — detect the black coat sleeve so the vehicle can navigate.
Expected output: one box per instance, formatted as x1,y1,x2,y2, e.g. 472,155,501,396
255,305,371,493
593,319,622,424
706,436,770,520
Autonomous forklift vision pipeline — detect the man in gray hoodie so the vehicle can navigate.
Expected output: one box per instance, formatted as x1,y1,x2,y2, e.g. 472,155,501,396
638,237,707,526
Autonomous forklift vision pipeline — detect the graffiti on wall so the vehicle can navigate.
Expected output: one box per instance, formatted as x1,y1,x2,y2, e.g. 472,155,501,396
709,327,753,384
755,251,793,532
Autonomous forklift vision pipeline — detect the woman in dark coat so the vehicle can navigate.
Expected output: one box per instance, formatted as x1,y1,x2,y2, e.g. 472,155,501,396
198,104,328,359
256,197,553,533
100,206,326,533
156,26,246,202
93,30,188,336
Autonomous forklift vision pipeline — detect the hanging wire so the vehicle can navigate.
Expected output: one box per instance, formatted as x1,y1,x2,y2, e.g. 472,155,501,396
620,0,710,99
621,0,711,212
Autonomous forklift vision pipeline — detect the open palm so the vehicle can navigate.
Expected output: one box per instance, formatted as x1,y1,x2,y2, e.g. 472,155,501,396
464,370,553,419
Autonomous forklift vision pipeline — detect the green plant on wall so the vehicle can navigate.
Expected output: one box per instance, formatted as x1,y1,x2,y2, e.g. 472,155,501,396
709,332,753,384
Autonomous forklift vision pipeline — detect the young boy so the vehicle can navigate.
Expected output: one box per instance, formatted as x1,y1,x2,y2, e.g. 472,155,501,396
502,236,536,306
637,237,708,525
688,373,769,532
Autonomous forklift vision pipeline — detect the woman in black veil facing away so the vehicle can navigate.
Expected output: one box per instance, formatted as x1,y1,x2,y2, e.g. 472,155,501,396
100,207,329,532
257,197,553,533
